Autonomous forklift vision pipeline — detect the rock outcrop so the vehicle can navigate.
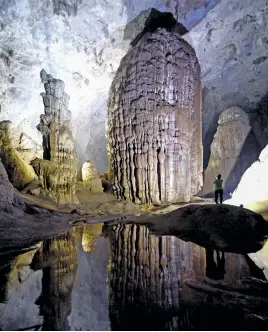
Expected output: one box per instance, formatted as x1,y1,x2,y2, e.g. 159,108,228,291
104,204,268,253
107,26,202,204
81,161,103,193
0,121,36,190
32,70,78,204
202,107,253,197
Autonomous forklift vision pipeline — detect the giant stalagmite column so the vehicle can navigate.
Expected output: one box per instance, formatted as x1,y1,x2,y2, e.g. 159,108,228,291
107,26,202,204
32,69,78,204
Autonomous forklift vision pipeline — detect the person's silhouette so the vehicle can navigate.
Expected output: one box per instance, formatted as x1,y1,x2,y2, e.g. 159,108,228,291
213,174,224,204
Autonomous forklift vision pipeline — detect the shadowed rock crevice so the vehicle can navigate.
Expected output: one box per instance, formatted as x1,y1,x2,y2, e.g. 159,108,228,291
52,0,82,16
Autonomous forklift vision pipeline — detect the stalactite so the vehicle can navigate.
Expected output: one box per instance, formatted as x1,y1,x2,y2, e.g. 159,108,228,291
32,69,78,204
107,27,202,204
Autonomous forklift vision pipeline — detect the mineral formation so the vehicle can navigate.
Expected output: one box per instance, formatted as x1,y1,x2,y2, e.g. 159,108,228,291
33,70,78,204
107,27,202,204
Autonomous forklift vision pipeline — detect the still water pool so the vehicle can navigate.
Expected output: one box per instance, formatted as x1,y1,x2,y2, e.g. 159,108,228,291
0,223,267,331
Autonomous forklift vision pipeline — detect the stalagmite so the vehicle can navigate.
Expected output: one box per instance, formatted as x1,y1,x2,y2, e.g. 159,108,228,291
32,69,78,204
81,160,103,193
202,106,252,197
107,27,202,204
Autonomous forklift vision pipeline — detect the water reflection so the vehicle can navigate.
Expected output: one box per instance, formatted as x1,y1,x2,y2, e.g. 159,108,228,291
0,223,267,331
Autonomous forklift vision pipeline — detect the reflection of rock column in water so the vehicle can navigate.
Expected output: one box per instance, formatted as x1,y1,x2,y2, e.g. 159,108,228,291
31,228,79,331
106,224,205,330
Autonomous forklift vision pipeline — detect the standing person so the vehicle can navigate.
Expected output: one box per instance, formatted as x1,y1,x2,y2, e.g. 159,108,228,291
214,174,223,204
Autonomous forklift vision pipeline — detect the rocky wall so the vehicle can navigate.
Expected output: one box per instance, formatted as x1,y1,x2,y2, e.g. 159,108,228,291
107,27,202,204
202,106,255,197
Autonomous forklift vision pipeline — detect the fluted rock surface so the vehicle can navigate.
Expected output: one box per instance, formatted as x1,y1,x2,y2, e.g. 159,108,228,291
107,27,202,204
0,120,36,190
202,107,253,196
81,160,103,193
33,70,78,204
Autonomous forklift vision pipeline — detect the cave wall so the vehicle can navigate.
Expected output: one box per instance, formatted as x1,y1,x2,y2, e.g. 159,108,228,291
0,0,267,174
202,107,259,197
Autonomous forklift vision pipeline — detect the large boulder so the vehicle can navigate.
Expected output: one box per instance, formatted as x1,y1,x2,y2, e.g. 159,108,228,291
149,204,268,253
81,160,103,193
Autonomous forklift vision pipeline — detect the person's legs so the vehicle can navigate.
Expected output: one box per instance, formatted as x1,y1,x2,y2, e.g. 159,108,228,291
215,190,219,204
220,189,223,204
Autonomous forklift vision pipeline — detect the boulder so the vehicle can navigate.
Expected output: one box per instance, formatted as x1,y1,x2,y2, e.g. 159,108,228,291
82,161,103,193
149,204,268,253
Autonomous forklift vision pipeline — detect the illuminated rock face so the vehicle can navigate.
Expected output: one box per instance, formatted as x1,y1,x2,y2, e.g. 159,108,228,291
32,70,78,204
202,106,253,196
81,161,103,193
0,120,36,190
107,28,202,204
226,144,268,206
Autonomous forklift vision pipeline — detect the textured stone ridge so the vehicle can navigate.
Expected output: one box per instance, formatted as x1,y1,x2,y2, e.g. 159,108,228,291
202,106,252,196
32,70,78,204
107,27,202,204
